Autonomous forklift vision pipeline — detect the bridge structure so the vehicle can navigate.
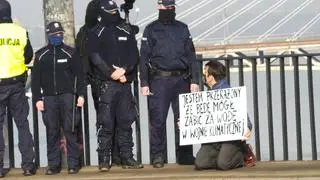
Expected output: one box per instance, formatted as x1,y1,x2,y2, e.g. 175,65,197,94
2,50,319,179
4,0,320,179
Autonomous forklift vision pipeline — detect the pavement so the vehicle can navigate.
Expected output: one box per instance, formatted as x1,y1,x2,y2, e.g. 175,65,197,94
3,161,320,180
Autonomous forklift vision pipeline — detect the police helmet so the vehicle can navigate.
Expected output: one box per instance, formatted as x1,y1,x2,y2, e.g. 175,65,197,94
0,0,11,19
158,0,176,7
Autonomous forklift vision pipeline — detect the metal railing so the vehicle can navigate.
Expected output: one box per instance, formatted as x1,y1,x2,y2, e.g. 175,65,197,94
5,52,320,168
197,52,320,161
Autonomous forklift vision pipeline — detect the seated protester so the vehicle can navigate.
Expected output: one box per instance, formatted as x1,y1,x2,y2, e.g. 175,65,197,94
31,21,85,175
194,60,253,171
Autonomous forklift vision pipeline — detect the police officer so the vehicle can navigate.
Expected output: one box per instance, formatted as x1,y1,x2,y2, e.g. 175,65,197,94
0,0,37,177
140,0,200,168
87,0,143,172
31,21,85,175
74,0,121,166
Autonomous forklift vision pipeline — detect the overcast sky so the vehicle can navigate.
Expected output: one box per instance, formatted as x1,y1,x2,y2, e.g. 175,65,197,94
6,0,320,49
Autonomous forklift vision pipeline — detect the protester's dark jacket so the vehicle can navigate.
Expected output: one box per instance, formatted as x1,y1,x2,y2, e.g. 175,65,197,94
31,43,85,101
140,20,200,87
210,79,253,130
87,21,139,83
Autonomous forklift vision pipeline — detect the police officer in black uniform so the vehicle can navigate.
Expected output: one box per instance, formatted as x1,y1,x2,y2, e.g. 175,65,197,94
74,0,121,166
31,21,85,175
140,0,200,168
87,0,143,172
0,0,36,177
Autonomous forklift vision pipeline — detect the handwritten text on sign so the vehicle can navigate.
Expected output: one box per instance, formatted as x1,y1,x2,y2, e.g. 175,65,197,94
179,86,247,145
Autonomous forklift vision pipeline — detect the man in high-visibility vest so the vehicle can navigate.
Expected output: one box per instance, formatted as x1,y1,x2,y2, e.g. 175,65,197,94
0,0,36,177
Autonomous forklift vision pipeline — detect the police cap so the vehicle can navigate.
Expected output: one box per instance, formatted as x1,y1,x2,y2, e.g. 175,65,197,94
46,21,65,35
158,0,175,7
100,0,118,14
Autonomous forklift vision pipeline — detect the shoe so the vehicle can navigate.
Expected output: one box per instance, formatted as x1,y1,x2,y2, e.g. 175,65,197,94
112,156,121,166
152,155,164,168
45,166,61,175
98,156,110,172
121,157,143,169
194,165,201,171
0,168,7,178
177,155,195,165
23,166,36,176
68,168,79,174
99,163,110,172
244,144,256,168
177,146,195,165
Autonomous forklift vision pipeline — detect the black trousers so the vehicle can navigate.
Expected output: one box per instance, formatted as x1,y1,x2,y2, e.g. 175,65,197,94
195,141,244,170
0,82,35,171
90,82,120,160
96,82,136,159
148,76,193,161
42,93,80,168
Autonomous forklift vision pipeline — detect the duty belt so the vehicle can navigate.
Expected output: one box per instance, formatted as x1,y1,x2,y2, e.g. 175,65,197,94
153,69,187,77
0,73,26,86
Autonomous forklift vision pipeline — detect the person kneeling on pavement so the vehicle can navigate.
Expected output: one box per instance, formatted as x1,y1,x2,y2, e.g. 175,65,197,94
194,60,254,171
31,21,85,175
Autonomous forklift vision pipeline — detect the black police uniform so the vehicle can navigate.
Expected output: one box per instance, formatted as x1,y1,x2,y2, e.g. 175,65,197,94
0,0,36,177
74,0,121,166
31,22,85,173
139,0,200,167
87,0,142,170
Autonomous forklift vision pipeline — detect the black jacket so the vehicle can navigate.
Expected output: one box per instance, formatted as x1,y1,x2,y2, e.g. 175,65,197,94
140,20,200,87
31,43,85,101
87,21,139,83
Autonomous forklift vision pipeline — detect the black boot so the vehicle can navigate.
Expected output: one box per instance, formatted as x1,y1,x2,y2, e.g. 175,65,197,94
0,152,5,178
112,156,121,166
152,155,164,168
121,157,143,169
45,166,61,175
98,155,110,172
177,145,195,165
0,168,5,178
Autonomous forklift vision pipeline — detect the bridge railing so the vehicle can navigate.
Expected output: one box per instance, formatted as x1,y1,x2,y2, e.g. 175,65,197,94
197,52,320,161
5,52,320,168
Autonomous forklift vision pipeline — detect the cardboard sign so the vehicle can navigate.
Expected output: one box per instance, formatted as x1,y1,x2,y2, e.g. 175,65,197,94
179,86,247,145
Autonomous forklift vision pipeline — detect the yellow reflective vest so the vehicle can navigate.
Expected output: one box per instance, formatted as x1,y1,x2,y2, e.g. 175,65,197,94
0,23,28,79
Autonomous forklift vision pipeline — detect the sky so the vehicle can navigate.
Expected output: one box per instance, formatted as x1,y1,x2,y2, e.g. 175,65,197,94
7,0,320,49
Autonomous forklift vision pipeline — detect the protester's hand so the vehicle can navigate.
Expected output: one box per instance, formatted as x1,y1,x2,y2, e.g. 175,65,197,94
141,86,151,96
111,65,126,80
77,96,85,107
190,84,200,93
36,100,44,111
243,127,252,141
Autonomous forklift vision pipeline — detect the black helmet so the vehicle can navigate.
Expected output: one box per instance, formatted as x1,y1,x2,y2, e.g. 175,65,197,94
0,0,11,20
